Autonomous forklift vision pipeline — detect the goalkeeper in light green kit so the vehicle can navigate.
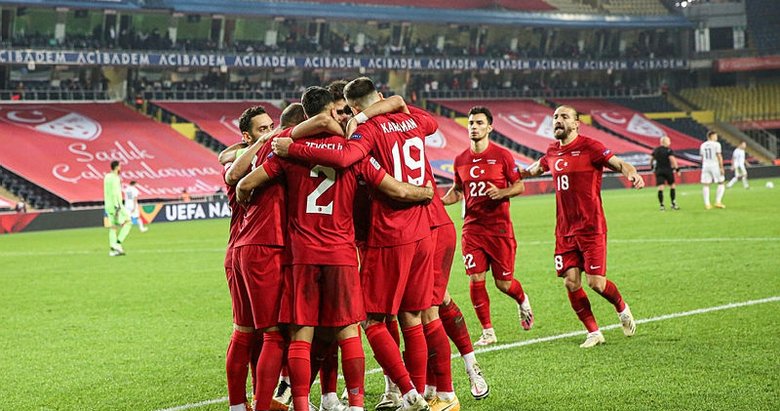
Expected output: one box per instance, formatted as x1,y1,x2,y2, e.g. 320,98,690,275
104,160,132,256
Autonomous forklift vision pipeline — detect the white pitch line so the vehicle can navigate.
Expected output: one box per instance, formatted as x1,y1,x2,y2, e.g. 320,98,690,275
157,295,780,411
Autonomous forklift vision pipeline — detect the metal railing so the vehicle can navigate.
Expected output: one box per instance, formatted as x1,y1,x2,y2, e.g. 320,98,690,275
136,89,301,101
420,87,660,100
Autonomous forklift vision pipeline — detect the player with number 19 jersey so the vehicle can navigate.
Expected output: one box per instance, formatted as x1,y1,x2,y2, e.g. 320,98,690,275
539,135,613,238
454,143,520,239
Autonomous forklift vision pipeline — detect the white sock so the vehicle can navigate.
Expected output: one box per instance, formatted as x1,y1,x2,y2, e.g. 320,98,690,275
349,407,364,411
423,385,437,398
588,329,602,337
462,352,477,375
229,404,246,411
702,185,711,206
402,389,420,404
322,392,339,406
727,177,737,188
437,391,455,401
716,184,725,203
743,178,750,188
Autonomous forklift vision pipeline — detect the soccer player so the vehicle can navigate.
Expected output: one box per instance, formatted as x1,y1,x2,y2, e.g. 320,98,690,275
700,131,726,209
441,106,533,347
237,86,435,411
273,77,440,411
124,180,148,232
727,141,750,189
104,160,131,256
225,105,288,411
651,136,681,211
524,105,641,348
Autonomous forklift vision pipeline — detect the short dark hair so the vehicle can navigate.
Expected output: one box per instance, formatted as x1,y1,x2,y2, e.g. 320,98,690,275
707,130,717,138
301,86,334,117
129,180,137,186
280,103,306,128
344,77,376,101
110,160,120,170
327,80,348,101
468,106,493,125
238,105,267,133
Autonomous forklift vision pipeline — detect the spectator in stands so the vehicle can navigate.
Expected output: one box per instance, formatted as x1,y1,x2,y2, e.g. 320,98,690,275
727,141,750,190
181,189,191,202
15,201,27,213
651,136,681,211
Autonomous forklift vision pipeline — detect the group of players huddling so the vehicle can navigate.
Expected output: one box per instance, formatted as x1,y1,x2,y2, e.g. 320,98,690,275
218,77,641,411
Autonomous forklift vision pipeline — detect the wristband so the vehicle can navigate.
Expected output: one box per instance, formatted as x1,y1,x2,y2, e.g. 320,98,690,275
354,112,369,124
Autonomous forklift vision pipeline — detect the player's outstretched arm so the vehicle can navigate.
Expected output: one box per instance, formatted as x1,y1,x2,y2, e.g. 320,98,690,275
378,178,433,202
521,160,545,178
291,113,344,140
441,184,463,205
236,166,272,205
273,137,369,169
218,142,248,165
607,156,644,189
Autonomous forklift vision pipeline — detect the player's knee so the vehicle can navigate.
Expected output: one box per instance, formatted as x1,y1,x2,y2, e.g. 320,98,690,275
494,279,511,292
587,277,605,292
470,272,487,282
362,314,386,329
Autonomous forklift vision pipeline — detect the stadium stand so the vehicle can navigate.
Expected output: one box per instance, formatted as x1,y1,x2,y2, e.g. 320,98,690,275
0,194,14,211
601,0,670,16
609,96,680,113
679,84,780,123
745,0,780,55
0,103,224,204
284,0,555,11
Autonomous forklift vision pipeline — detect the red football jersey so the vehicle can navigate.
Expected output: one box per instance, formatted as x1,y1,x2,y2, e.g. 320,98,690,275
223,163,245,268
288,106,439,246
264,134,386,265
539,134,614,237
453,142,521,238
233,137,286,248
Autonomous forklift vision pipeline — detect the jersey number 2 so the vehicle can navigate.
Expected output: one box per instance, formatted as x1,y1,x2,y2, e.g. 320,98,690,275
306,165,336,215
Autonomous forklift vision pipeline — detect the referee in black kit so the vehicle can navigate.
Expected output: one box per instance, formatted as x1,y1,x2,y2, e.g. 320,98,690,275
651,136,681,211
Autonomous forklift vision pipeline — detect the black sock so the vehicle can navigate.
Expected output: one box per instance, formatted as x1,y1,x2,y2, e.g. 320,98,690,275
670,188,676,204
658,190,664,205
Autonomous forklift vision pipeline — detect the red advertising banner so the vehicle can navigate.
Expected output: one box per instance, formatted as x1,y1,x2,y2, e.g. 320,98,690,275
0,103,224,203
152,101,283,146
715,56,780,73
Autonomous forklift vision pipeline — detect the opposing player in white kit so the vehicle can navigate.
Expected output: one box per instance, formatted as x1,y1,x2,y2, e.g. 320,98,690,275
700,131,726,209
124,181,148,232
727,141,750,190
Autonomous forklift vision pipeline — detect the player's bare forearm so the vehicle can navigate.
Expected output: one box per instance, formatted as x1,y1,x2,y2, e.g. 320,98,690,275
503,180,525,198
236,167,270,204
287,142,367,169
521,160,544,178
292,113,343,139
218,142,247,165
608,156,644,189
380,177,433,202
364,95,410,117
226,136,269,185
441,185,463,205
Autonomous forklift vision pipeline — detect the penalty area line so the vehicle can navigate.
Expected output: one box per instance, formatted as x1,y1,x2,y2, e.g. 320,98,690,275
157,295,780,411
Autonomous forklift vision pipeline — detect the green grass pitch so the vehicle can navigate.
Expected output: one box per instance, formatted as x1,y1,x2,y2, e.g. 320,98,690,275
1,179,778,410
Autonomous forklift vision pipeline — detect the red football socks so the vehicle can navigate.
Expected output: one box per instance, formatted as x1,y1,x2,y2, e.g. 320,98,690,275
567,287,599,332
339,336,365,407
254,331,286,410
386,318,401,348
226,330,253,406
320,342,339,394
423,319,453,393
505,279,527,304
249,334,262,395
401,324,428,393
288,340,312,411
365,322,415,394
439,299,474,356
469,280,493,329
595,280,627,312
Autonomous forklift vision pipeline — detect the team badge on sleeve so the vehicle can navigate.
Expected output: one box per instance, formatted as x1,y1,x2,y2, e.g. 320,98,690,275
603,149,612,156
350,133,362,141
369,157,381,170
